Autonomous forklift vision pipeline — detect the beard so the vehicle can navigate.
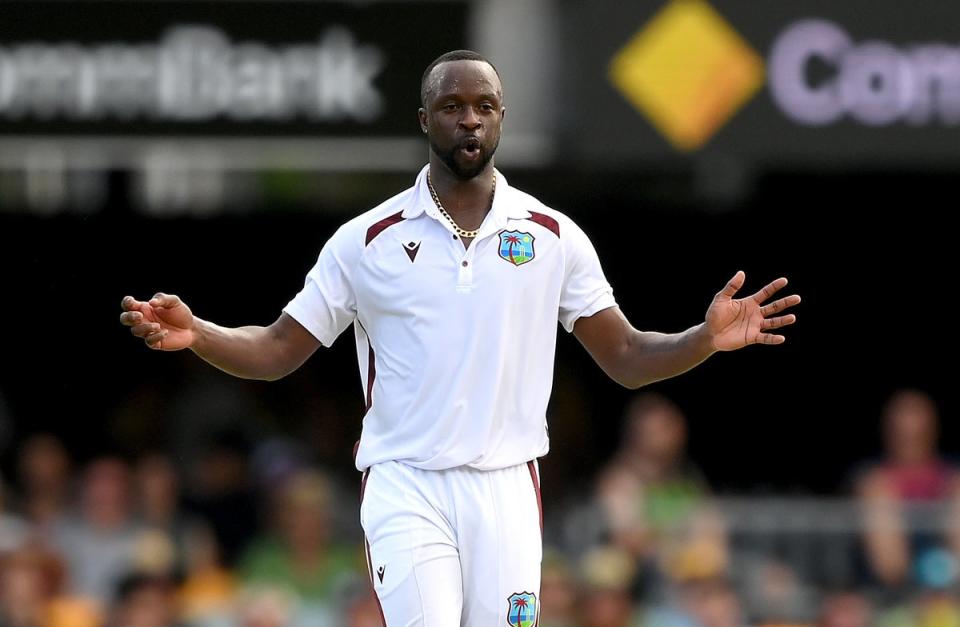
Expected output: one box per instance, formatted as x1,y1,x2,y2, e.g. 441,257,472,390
429,133,500,180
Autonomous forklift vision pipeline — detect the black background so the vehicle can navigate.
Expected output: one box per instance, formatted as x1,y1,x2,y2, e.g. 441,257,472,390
2,165,955,496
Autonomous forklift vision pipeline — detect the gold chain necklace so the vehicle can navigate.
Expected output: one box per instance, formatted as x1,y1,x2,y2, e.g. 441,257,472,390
426,170,496,239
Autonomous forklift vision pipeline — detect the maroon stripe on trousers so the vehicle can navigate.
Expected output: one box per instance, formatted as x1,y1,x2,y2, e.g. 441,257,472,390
360,470,387,626
527,460,543,535
365,211,405,246
527,461,544,627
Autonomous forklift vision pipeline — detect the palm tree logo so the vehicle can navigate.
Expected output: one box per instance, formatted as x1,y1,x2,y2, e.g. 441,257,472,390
507,592,537,627
498,231,535,266
504,234,521,264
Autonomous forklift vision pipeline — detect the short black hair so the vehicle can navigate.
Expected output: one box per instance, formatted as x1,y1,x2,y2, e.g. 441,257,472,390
420,50,501,107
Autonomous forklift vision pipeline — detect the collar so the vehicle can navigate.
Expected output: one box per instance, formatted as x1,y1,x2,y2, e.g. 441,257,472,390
401,164,531,231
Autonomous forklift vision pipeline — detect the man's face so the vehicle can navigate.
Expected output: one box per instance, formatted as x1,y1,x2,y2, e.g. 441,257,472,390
884,392,938,462
631,408,686,463
419,60,505,180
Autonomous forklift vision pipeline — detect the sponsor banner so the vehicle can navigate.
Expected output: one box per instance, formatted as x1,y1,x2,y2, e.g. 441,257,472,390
0,1,467,138
564,0,960,162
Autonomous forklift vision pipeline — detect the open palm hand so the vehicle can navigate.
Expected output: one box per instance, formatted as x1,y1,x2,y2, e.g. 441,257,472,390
706,271,800,351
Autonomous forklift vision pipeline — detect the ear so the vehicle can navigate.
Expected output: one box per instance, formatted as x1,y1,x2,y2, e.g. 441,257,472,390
418,107,428,133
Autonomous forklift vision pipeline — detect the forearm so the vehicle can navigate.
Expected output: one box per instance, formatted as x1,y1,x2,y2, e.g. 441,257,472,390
613,323,716,389
575,273,798,389
190,318,296,381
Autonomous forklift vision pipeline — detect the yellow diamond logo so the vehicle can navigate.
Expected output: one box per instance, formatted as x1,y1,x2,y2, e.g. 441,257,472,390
609,0,764,151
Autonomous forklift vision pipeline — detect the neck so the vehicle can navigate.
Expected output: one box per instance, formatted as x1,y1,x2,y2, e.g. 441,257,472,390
428,157,496,231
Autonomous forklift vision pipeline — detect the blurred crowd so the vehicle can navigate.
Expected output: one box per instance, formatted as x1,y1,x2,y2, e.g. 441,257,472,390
0,388,957,627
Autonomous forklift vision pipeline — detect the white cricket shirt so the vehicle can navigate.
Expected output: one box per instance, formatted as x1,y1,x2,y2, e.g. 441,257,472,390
284,165,617,471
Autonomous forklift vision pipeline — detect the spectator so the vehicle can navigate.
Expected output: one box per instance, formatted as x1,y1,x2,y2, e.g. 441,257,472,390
16,435,72,534
52,457,142,606
640,576,745,627
134,453,208,576
596,394,727,598
740,558,816,625
238,470,359,623
110,573,181,627
0,545,101,627
340,580,384,627
0,547,64,627
875,584,960,627
178,526,235,627
576,546,640,627
857,389,960,589
234,586,296,627
677,578,744,627
540,548,578,627
818,591,872,627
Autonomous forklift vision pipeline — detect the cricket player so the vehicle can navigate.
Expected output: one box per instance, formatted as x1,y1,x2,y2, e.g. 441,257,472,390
120,50,800,627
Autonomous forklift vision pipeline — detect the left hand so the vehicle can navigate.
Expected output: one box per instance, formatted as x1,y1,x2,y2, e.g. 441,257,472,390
706,271,800,351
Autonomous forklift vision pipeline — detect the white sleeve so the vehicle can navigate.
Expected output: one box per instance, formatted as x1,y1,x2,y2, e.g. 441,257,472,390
558,219,617,332
282,225,358,347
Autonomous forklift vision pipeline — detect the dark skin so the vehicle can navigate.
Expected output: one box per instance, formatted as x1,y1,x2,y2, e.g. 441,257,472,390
418,60,505,249
119,59,800,388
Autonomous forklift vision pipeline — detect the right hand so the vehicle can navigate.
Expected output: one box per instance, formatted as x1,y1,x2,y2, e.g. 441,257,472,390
119,293,196,351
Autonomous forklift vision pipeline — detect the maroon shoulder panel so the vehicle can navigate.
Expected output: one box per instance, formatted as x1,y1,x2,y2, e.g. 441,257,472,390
528,211,560,238
365,211,405,246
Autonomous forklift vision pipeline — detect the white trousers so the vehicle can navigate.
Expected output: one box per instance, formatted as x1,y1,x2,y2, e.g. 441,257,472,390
360,460,543,627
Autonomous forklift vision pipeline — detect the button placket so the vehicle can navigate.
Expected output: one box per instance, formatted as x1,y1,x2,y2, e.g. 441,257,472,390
456,248,475,292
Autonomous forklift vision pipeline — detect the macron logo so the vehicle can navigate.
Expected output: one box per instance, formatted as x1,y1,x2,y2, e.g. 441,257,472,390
403,241,420,262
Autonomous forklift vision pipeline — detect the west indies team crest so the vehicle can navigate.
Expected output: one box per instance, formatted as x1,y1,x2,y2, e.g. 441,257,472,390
498,230,535,266
506,592,537,627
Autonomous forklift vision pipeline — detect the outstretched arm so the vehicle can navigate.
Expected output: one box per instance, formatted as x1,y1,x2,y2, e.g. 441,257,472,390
573,271,799,389
120,293,320,381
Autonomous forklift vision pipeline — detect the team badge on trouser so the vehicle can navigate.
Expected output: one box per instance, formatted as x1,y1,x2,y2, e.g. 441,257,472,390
498,231,535,266
506,592,537,627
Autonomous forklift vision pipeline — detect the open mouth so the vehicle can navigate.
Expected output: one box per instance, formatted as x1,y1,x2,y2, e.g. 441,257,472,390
460,137,482,157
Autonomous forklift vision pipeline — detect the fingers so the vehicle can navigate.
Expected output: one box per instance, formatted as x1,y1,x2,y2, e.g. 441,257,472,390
144,330,168,349
761,314,796,330
718,270,746,299
750,277,788,304
761,294,801,316
129,322,162,338
121,293,171,349
119,310,143,327
756,333,786,345
120,295,145,312
149,292,181,308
